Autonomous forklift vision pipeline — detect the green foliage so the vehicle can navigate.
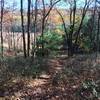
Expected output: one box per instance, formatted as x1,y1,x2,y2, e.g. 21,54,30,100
80,37,93,52
0,58,12,87
80,15,98,52
39,31,63,50
32,31,63,56
79,79,100,99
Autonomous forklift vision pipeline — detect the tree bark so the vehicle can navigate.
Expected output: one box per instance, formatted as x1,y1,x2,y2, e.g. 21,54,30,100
96,10,100,57
0,0,4,58
20,0,27,58
27,0,31,57
33,0,38,58
41,0,61,56
75,0,92,44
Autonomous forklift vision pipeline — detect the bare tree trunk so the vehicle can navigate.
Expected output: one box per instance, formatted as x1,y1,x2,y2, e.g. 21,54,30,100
56,7,75,57
20,0,27,58
0,0,4,58
11,1,17,52
12,31,15,51
89,0,96,43
75,0,91,44
96,10,100,57
68,0,76,56
8,31,11,51
33,0,38,58
41,0,61,56
27,0,31,57
41,18,45,56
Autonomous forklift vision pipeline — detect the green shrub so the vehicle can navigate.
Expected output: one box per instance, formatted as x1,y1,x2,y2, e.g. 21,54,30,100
79,37,93,53
0,58,12,87
32,31,63,56
3,56,48,79
78,79,100,99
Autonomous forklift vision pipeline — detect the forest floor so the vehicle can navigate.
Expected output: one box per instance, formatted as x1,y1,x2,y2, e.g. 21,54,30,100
0,53,100,100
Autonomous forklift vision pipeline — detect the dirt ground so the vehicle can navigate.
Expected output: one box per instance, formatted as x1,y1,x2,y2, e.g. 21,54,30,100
0,54,100,100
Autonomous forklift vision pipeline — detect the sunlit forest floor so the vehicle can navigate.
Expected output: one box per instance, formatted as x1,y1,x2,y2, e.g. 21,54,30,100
0,53,100,100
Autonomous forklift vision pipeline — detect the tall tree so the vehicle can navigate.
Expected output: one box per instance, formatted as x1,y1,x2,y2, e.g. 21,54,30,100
20,0,27,58
0,0,4,58
68,0,76,56
58,0,93,56
96,0,100,56
75,0,93,44
27,0,31,57
33,0,38,58
41,0,61,56
88,0,97,43
12,1,16,51
58,0,77,56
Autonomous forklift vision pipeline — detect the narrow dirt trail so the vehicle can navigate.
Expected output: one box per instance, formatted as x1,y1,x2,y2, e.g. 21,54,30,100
2,54,100,100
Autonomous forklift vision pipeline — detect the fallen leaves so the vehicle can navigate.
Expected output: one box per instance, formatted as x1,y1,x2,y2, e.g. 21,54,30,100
0,54,100,99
